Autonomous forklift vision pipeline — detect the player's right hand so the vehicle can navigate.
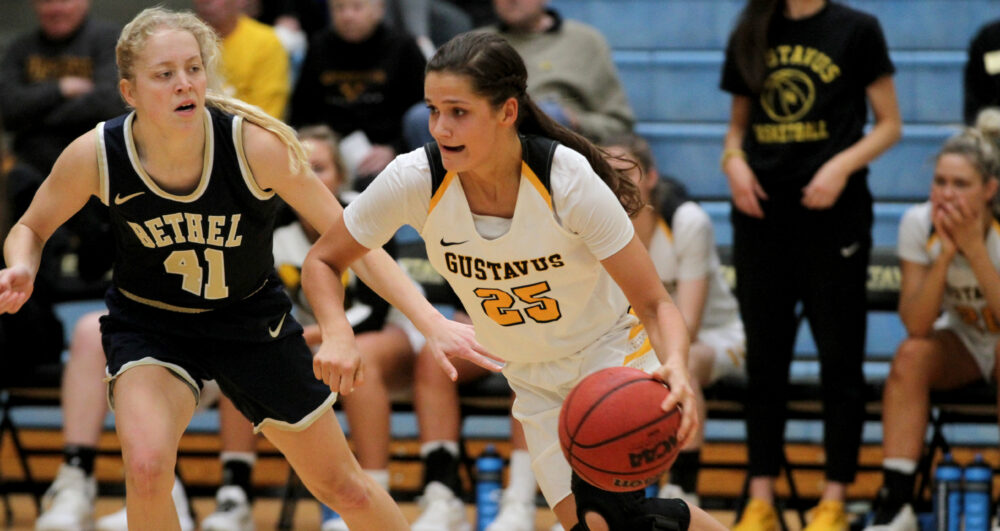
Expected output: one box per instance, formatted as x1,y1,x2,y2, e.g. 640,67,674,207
0,265,34,314
726,159,767,218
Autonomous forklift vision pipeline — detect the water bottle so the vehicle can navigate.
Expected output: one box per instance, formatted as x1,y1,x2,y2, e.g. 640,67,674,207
963,454,993,531
933,453,963,531
476,444,503,531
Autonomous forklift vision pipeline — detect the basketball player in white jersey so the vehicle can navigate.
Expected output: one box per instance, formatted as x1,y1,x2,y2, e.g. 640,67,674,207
865,112,1000,530
301,32,726,531
603,133,746,505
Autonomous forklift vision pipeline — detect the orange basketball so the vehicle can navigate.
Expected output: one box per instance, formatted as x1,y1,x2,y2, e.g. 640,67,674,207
558,366,682,492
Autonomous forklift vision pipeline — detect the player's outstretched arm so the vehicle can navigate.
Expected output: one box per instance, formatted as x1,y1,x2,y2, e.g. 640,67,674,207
1,131,100,314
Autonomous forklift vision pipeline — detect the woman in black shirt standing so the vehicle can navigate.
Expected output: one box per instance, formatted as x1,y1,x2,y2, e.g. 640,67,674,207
720,1,901,529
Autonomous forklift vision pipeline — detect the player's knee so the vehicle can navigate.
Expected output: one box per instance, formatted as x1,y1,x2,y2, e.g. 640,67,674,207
122,450,174,497
308,470,374,513
889,338,933,382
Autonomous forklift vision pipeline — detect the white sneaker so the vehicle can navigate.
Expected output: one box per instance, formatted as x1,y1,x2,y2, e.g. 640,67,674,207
863,504,918,531
550,524,565,531
411,482,471,531
201,485,253,531
485,489,535,531
95,476,194,531
657,483,700,507
35,464,97,531
321,514,350,531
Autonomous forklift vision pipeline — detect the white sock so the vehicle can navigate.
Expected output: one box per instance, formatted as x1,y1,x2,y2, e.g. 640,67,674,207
505,450,537,503
364,469,390,490
219,451,256,466
883,458,917,475
420,440,460,458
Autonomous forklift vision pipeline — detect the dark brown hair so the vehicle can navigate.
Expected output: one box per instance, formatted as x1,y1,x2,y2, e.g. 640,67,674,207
730,0,782,94
427,31,643,215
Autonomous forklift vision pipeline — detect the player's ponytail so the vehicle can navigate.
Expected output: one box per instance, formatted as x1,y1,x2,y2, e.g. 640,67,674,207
427,32,643,215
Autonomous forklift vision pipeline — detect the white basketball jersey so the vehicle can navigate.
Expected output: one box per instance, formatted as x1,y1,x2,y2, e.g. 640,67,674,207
898,201,1000,345
646,202,741,332
420,137,631,363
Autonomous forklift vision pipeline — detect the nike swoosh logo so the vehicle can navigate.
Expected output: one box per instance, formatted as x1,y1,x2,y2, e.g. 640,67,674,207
840,242,861,258
268,313,287,338
114,191,145,205
440,238,468,247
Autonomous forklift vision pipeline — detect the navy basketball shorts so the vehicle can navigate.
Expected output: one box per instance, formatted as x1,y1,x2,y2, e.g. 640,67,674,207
100,283,335,433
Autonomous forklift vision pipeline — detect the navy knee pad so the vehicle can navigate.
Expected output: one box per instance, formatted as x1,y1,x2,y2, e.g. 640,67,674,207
570,473,691,531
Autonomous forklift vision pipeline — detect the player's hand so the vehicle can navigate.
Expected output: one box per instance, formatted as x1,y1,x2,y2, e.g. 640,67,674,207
932,203,959,260
313,336,364,395
726,157,767,218
801,155,850,209
651,359,698,448
942,196,986,256
423,317,504,380
0,265,34,314
59,76,94,98
357,145,396,177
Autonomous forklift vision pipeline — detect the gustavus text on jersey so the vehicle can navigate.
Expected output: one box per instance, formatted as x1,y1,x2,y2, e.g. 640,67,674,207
444,251,565,281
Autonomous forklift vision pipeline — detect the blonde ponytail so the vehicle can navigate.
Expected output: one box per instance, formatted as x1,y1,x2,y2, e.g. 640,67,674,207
205,91,308,175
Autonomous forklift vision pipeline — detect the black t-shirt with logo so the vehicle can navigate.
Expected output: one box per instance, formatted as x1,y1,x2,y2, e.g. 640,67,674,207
720,2,894,196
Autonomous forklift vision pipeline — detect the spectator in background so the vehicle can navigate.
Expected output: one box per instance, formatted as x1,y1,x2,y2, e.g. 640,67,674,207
194,0,291,119
602,133,747,508
401,0,635,149
383,0,473,58
0,0,124,186
720,1,901,530
484,0,634,143
290,0,426,189
863,110,1000,531
964,19,1000,124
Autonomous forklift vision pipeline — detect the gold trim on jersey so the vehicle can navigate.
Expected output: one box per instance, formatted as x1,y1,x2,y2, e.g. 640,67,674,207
122,109,214,203
656,216,673,242
992,219,1000,236
118,287,211,313
926,233,938,251
428,170,457,214
96,122,110,206
232,116,275,200
522,161,553,210
253,391,338,434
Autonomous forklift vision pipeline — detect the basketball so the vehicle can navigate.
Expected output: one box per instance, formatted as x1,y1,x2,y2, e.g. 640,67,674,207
558,366,682,492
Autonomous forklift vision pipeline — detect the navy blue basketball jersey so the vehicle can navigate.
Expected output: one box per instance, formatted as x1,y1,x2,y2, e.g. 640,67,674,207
96,107,279,312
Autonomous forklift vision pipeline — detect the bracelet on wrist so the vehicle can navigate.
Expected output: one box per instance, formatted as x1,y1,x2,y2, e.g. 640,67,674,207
720,148,746,172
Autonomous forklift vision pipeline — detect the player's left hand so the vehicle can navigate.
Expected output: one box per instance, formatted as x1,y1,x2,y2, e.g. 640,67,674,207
313,337,364,395
651,359,698,448
0,265,34,314
802,155,851,209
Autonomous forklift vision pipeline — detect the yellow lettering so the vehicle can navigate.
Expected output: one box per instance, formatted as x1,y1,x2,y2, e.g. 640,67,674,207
206,215,226,246
144,218,172,247
225,214,242,247
753,121,829,143
777,45,792,64
766,49,778,68
789,45,804,65
820,63,841,83
127,221,156,248
162,213,186,244
185,213,205,244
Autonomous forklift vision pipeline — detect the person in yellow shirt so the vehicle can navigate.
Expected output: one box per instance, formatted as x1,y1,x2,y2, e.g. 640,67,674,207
195,0,290,119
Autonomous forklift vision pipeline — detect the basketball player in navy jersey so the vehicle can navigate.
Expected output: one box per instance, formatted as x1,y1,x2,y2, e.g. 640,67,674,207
0,8,490,530
302,31,727,531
